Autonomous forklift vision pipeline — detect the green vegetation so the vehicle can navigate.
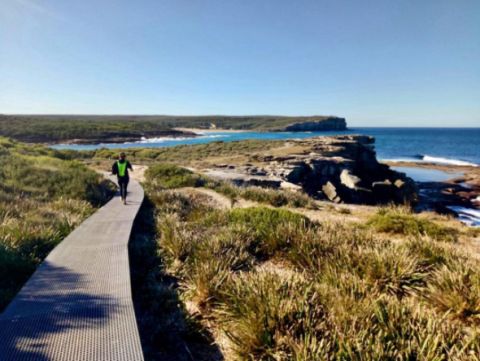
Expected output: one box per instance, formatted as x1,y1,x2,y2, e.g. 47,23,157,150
145,163,204,189
77,138,284,165
228,186,317,209
145,163,317,209
0,114,343,143
135,166,480,360
0,138,114,310
368,207,459,242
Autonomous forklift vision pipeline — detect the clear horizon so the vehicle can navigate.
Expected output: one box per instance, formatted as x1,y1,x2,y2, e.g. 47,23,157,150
1,0,479,127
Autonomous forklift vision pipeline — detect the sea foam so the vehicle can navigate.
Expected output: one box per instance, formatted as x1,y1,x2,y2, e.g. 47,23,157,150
446,206,480,227
421,155,478,167
133,134,227,144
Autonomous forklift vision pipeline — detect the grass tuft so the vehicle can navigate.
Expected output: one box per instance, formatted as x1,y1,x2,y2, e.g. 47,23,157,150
367,207,459,242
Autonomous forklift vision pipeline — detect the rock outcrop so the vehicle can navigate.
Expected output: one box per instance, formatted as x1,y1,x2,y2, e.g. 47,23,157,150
206,135,417,205
284,117,347,131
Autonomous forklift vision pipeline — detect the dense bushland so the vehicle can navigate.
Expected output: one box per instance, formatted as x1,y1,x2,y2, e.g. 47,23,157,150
137,164,480,360
0,138,114,310
0,115,339,143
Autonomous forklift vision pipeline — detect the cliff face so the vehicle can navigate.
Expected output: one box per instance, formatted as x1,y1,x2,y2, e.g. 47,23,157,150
284,117,347,131
206,135,417,205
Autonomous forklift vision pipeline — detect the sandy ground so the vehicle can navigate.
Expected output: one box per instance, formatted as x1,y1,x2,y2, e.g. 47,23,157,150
129,164,148,182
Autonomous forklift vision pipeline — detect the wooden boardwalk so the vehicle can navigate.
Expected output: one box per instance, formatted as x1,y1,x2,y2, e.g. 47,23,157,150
0,179,145,361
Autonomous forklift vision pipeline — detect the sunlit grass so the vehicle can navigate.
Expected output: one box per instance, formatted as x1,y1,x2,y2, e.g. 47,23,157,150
0,137,113,310
140,161,480,359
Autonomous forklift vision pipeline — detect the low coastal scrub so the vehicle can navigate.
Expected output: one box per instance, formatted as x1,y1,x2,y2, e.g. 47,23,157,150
145,163,204,189
145,163,317,209
367,207,459,242
87,139,283,164
137,168,480,360
0,138,114,310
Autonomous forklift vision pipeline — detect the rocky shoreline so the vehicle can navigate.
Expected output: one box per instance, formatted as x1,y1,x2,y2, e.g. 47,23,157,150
385,161,480,222
200,135,418,205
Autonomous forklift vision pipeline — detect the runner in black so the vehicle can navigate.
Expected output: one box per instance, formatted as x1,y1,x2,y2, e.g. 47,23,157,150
112,152,133,205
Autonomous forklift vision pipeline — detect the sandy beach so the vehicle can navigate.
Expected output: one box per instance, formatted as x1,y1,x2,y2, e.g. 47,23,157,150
174,127,248,134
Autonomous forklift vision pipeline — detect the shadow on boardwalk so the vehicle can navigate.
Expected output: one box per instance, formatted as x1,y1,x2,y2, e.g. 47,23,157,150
130,198,224,361
0,262,120,361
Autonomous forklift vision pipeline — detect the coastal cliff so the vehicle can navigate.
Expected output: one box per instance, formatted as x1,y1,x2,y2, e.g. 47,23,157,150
284,116,347,131
203,135,417,205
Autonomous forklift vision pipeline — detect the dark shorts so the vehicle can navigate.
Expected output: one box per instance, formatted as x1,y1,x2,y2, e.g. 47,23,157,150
118,176,129,185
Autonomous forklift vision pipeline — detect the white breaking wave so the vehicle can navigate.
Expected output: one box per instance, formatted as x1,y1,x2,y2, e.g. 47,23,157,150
421,155,478,167
132,134,228,144
446,206,480,227
382,155,478,167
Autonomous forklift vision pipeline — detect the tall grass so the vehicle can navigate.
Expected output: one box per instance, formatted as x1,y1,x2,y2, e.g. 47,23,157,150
0,138,113,310
141,164,480,360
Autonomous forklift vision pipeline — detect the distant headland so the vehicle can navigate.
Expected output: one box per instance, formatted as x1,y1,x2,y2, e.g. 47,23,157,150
0,114,347,144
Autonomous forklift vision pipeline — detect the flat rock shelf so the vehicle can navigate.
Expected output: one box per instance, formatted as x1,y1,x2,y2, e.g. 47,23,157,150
0,179,145,361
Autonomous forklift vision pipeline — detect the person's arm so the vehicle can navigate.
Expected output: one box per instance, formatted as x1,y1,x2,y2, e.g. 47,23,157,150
112,162,118,175
128,161,133,171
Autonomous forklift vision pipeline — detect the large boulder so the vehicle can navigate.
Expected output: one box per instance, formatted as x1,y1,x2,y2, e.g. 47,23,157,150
322,182,342,203
340,169,361,189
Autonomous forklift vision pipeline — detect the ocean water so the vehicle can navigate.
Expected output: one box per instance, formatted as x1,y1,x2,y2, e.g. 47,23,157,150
52,127,479,226
53,127,480,166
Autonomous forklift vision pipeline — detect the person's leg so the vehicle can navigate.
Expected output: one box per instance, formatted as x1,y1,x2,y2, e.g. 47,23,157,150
123,179,129,203
118,179,126,200
120,182,126,200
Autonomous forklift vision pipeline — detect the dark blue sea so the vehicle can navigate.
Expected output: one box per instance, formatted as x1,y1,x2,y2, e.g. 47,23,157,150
54,127,480,166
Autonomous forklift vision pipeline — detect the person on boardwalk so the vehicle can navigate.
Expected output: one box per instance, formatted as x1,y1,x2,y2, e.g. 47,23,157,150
112,152,133,205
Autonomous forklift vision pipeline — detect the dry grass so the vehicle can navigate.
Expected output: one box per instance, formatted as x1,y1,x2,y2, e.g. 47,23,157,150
0,137,114,310
139,161,480,360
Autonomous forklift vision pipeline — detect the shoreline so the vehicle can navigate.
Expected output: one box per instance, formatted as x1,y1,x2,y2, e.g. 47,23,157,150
383,161,480,190
384,161,480,223
173,127,249,134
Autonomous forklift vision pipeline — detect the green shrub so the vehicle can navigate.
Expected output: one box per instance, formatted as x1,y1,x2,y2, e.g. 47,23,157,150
349,248,427,297
425,264,480,324
145,163,204,189
333,296,478,360
158,214,196,271
403,238,463,269
228,207,312,257
367,208,459,242
241,187,290,207
182,256,231,311
215,271,328,360
287,223,373,272
228,207,309,230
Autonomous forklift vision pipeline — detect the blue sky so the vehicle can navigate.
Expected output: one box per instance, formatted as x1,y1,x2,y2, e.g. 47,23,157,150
1,0,479,126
